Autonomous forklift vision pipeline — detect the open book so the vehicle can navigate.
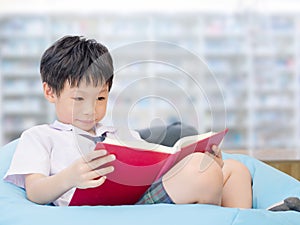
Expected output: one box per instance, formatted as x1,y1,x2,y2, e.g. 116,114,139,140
69,128,228,206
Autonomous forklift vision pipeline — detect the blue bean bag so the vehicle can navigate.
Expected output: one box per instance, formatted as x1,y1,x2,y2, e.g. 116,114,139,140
1,139,300,225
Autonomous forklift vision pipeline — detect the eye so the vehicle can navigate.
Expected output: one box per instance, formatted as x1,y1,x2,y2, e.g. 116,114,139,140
98,97,106,101
72,97,84,101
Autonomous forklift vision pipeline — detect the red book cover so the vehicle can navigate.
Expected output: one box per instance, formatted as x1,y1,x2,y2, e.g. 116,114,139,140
69,128,228,206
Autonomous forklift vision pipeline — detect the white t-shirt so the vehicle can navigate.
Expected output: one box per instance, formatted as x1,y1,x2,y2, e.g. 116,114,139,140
3,120,141,206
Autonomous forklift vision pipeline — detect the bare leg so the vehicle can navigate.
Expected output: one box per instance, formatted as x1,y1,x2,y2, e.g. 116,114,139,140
221,159,252,208
162,152,224,205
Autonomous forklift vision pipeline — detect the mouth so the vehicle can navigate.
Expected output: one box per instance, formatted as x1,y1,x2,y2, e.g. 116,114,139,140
76,119,96,125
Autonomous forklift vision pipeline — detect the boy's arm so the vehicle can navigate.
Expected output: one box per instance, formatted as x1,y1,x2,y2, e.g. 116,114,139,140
25,150,115,205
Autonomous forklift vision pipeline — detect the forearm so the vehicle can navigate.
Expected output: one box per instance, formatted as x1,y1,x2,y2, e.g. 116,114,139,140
25,168,73,205
25,150,115,205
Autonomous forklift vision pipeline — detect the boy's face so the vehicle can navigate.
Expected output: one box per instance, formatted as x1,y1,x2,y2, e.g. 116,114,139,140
44,80,109,134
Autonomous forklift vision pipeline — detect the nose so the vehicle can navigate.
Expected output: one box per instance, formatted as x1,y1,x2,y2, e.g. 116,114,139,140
82,100,96,116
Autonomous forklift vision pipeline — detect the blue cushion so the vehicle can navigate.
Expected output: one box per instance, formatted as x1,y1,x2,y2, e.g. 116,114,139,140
1,140,300,225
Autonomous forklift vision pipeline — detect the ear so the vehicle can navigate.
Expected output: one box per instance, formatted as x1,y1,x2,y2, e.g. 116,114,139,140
43,82,56,103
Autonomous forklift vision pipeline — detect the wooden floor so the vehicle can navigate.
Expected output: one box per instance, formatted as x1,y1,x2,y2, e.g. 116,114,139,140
224,149,300,181
263,161,300,181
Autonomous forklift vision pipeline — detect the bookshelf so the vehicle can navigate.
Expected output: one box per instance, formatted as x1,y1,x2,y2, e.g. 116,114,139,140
0,16,51,144
0,12,299,153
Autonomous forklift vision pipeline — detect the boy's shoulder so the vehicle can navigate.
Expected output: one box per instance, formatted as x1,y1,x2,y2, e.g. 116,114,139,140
23,124,52,133
21,124,60,139
19,123,73,146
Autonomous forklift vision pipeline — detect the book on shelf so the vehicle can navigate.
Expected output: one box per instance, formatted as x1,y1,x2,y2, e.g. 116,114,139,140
69,128,228,206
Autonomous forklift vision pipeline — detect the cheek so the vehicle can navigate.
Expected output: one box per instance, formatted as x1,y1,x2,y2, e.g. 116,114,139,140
95,102,107,117
71,102,83,113
56,102,75,123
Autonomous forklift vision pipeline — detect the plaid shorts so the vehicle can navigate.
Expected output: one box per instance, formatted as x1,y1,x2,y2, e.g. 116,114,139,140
135,179,174,204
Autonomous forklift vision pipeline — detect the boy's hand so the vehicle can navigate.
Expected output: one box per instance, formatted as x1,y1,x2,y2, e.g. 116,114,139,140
206,145,224,168
24,150,115,205
67,150,115,189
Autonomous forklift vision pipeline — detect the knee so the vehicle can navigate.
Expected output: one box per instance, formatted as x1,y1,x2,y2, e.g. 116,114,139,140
163,152,224,205
183,152,224,205
183,152,222,174
223,159,252,184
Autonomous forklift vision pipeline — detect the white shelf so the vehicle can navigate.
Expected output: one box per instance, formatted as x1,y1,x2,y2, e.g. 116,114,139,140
0,12,299,151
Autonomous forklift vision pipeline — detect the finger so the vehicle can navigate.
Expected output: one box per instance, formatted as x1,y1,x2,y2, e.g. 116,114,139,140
81,176,107,189
211,145,221,158
90,176,107,188
207,145,217,157
211,145,218,152
95,166,114,176
205,151,224,168
88,154,116,170
211,146,224,167
84,150,108,162
86,166,115,180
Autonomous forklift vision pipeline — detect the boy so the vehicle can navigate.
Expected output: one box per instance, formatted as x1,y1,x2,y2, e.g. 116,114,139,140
4,35,252,208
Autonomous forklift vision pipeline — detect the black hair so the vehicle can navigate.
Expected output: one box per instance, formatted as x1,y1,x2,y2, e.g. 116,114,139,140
40,35,113,96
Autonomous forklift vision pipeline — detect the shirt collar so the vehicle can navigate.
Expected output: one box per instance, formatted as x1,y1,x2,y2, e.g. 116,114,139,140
50,120,73,131
50,120,116,136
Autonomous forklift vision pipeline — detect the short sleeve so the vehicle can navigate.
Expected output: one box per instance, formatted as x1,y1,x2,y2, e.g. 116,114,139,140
3,127,51,188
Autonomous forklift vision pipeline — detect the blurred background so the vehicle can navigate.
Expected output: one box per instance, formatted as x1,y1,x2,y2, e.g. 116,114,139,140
0,0,300,158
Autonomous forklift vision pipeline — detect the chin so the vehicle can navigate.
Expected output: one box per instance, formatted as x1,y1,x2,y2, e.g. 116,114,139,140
74,122,95,131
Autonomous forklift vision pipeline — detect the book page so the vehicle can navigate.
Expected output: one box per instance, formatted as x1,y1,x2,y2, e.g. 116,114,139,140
101,129,227,154
103,137,175,153
173,128,228,152
173,131,214,149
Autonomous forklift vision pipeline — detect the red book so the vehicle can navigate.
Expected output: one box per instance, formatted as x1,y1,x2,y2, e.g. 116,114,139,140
69,128,228,206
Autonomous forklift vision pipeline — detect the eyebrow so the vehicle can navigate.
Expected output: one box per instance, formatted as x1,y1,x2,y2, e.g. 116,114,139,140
99,88,108,93
71,88,108,94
